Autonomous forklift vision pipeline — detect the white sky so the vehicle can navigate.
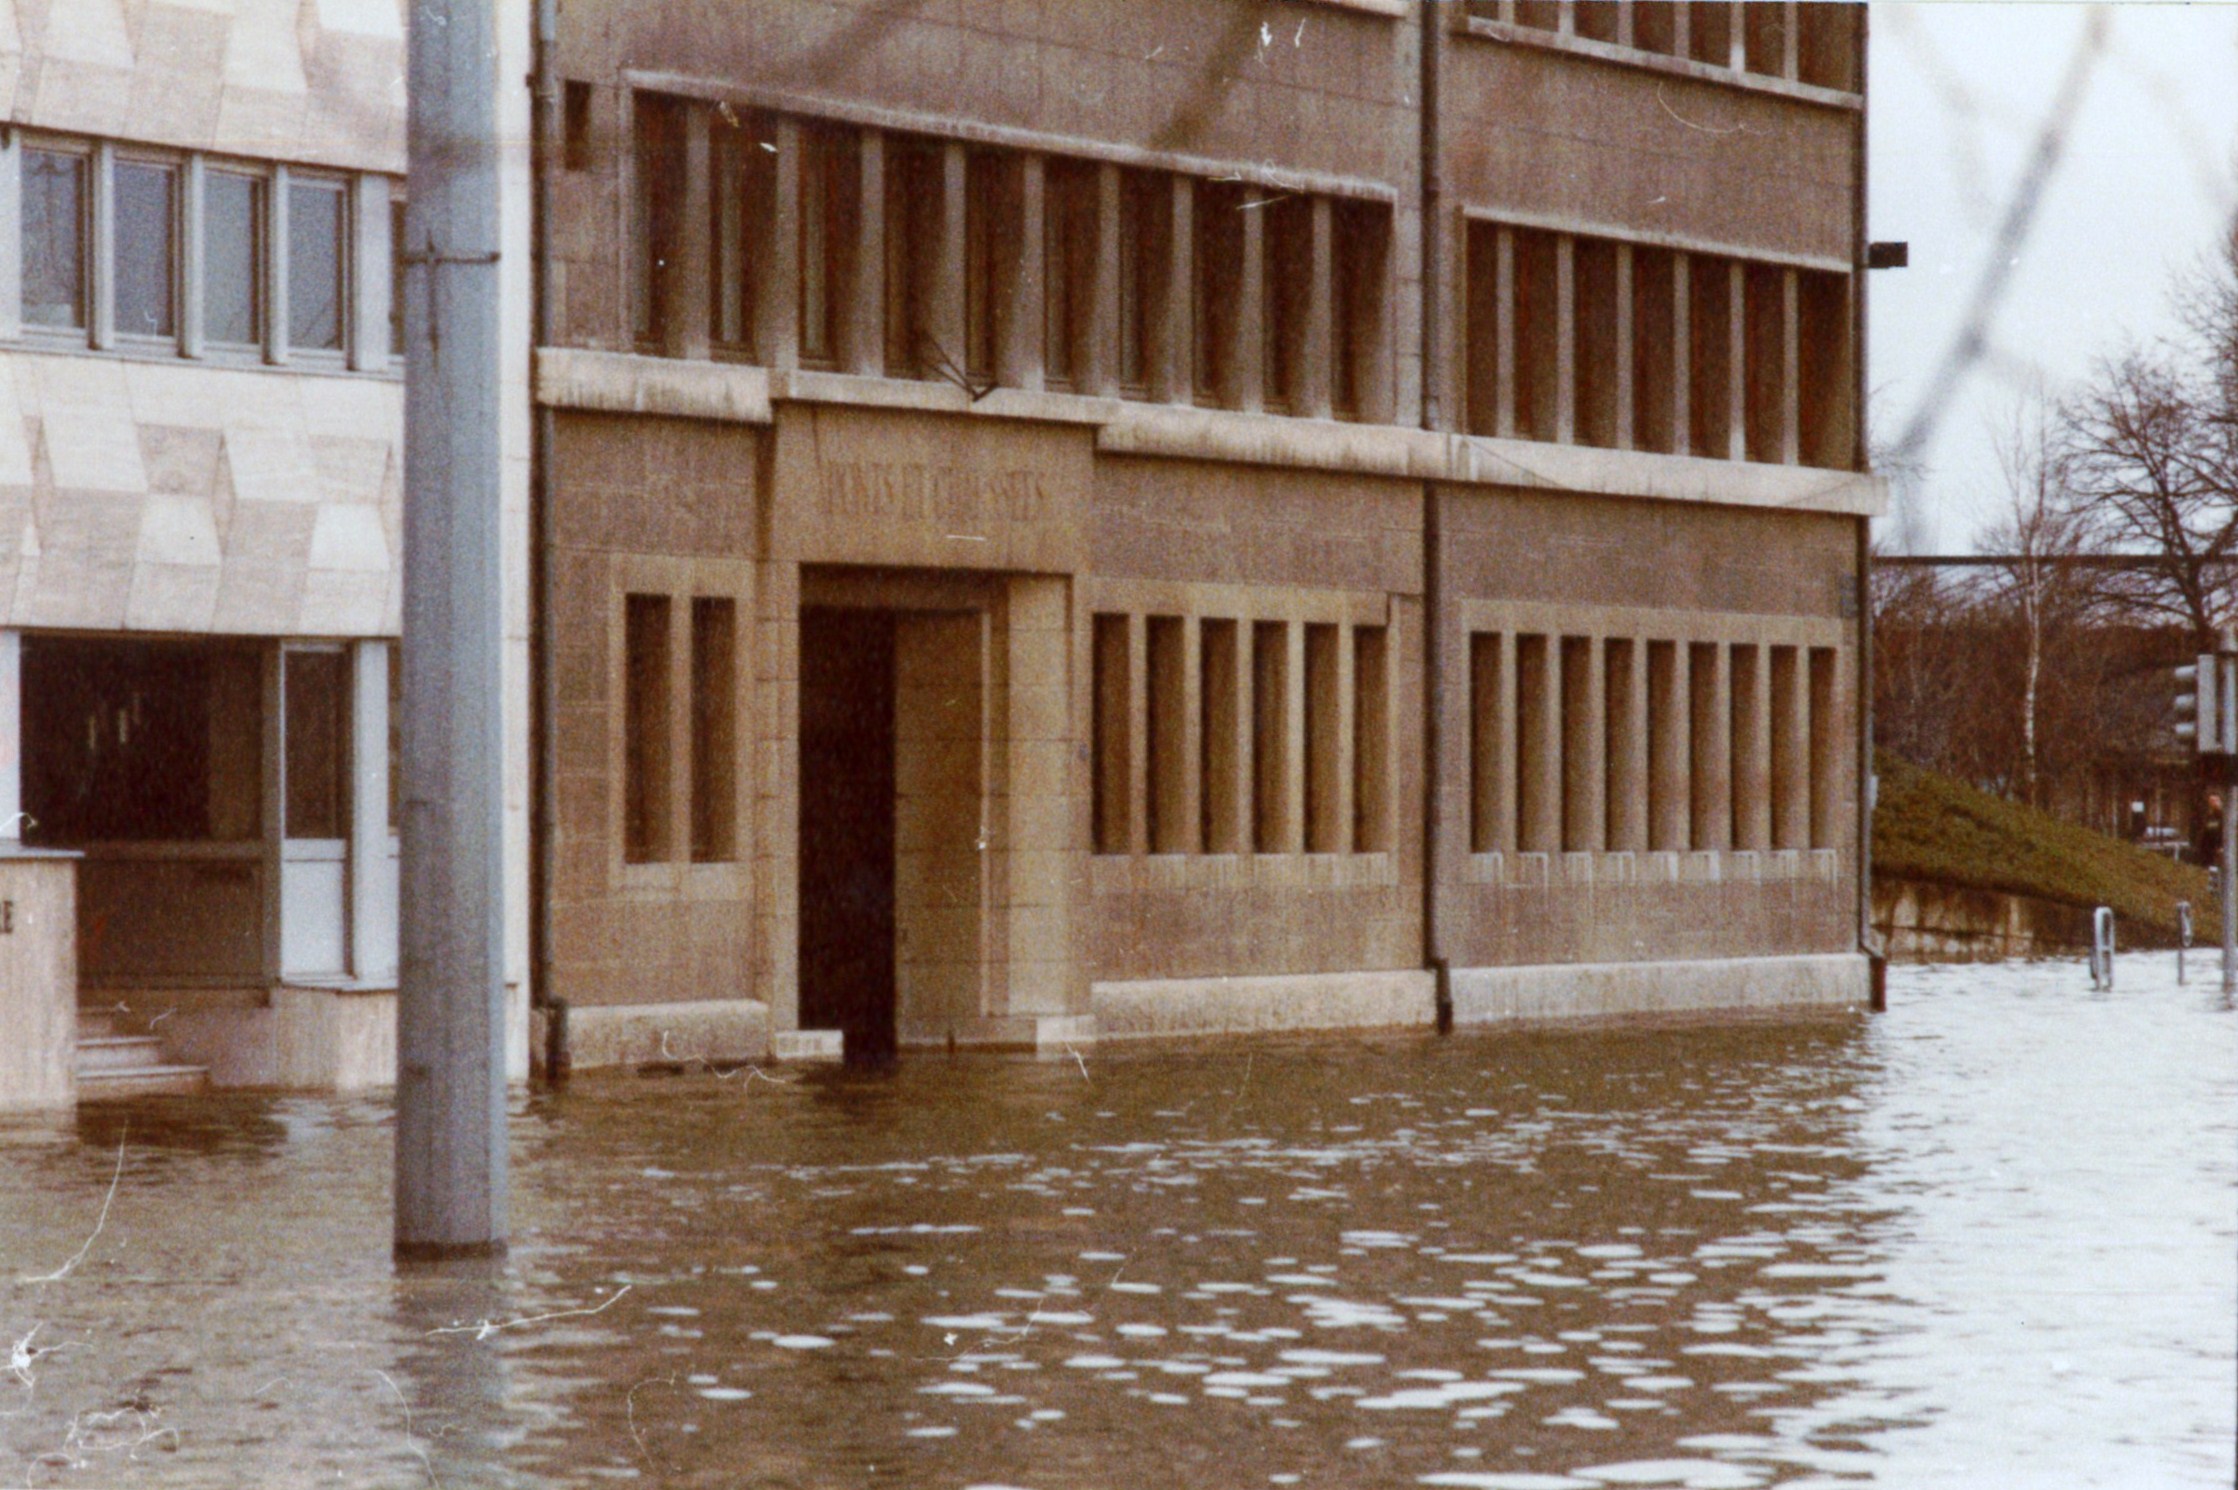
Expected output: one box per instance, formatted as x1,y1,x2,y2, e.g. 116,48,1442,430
1867,1,2238,552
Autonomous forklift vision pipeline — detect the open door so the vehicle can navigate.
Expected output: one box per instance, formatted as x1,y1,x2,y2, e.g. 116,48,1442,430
797,608,897,1063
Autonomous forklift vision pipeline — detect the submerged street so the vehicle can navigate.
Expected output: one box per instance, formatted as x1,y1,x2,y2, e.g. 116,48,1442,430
1,960,2230,1489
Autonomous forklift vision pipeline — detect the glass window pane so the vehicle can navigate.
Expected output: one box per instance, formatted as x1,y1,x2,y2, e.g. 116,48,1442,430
284,649,350,840
113,162,177,337
204,171,262,345
288,179,346,351
22,150,85,329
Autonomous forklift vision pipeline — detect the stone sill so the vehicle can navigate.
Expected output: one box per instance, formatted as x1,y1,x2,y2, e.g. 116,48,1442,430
536,348,1887,518
1465,847,1845,888
1459,15,1863,112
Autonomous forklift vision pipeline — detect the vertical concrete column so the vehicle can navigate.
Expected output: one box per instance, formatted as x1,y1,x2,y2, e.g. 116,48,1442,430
1612,243,1635,450
1000,153,1045,392
933,142,970,381
1302,196,1335,420
1615,0,1635,45
848,129,886,377
1155,174,1193,405
1556,0,1576,35
760,562,802,1028
267,164,291,365
1561,636,1602,853
1605,638,1647,853
1282,620,1306,852
352,174,393,369
1236,194,1265,414
666,105,712,360
1689,641,1729,852
1731,643,1771,851
1554,234,1577,444
350,640,397,982
1726,1,1748,69
1494,227,1517,438
765,119,804,371
1781,0,1802,78
1334,623,1357,851
0,631,19,842
1491,632,1518,855
1179,616,1204,855
180,156,207,359
1725,259,1748,461
1211,619,1250,855
1089,162,1122,397
1004,576,1078,1018
1670,252,1693,457
1649,639,1690,851
1780,268,1801,465
89,143,115,351
260,647,284,977
1125,613,1148,856
1773,645,1809,850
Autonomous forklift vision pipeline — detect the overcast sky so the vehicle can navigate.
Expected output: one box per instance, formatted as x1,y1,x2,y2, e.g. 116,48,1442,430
1867,1,2238,552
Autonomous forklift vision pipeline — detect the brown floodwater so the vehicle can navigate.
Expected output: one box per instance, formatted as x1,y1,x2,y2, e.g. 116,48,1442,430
1,957,2231,1488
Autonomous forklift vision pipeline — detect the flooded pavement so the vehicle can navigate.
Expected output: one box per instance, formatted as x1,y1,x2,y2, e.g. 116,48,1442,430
1,958,2231,1489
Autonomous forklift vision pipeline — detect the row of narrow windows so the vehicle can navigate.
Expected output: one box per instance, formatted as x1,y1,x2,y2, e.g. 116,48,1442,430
1091,614,1392,858
622,592,739,866
1468,632,1841,857
1468,0,1860,93
1463,224,1856,470
627,95,1395,421
13,132,396,367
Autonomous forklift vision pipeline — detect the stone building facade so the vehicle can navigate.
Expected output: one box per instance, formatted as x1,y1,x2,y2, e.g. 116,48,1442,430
0,0,1880,1093
0,0,533,1091
532,0,1880,1064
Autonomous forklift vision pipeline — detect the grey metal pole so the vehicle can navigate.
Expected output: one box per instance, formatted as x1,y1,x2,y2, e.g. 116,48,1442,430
395,0,509,1258
2222,771,2235,998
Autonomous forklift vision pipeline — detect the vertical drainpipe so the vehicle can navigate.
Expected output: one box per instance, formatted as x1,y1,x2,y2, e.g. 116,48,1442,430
1852,7,1884,1012
530,0,569,1077
1420,0,1452,1032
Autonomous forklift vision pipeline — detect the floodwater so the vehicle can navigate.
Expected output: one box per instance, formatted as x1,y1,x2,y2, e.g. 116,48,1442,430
1,959,2231,1490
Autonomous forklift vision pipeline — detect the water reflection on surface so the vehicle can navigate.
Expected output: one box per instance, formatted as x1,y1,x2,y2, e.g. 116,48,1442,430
1,958,2230,1488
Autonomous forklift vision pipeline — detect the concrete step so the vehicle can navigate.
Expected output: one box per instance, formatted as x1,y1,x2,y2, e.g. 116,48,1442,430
78,1064,209,1101
77,1014,120,1041
76,1035,170,1074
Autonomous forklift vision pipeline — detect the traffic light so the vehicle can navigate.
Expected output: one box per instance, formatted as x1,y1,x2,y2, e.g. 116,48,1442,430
2176,650,2238,757
2175,655,2217,752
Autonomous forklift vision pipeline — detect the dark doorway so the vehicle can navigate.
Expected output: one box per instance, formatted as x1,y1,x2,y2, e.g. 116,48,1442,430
798,607,898,1063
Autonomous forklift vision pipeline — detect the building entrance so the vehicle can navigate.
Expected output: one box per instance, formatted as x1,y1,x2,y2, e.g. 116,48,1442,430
798,607,899,1063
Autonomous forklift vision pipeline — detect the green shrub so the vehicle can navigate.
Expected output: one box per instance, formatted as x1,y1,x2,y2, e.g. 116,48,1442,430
1873,751,2210,942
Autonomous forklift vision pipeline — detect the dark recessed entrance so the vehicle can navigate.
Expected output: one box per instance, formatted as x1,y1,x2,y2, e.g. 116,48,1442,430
798,607,898,1063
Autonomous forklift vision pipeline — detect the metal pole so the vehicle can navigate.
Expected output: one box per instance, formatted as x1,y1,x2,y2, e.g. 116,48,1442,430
396,0,509,1258
2222,769,2235,998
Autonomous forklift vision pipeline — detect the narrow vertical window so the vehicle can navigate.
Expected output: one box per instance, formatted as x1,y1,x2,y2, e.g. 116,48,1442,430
1463,221,1502,436
1512,228,1560,441
1769,644,1803,850
1647,639,1684,851
965,150,1004,388
288,177,348,352
885,137,941,379
1798,270,1855,470
1146,616,1187,853
1808,646,1838,850
1743,263,1786,463
1560,636,1597,853
709,119,749,350
1251,620,1289,852
1117,170,1164,397
1469,631,1502,853
800,124,852,368
1092,613,1131,854
1603,637,1637,851
283,649,350,840
1574,1,1621,42
1200,619,1240,853
1331,200,1387,421
1688,641,1723,850
624,594,673,864
1193,181,1243,406
1261,194,1312,415
1743,0,1790,77
690,598,738,863
205,170,265,347
1516,634,1554,853
1573,237,1620,449
1729,642,1764,851
1633,2,1681,55
1043,160,1093,391
1631,246,1677,454
1688,1,1734,65
634,95,685,345
1515,0,1561,29
1353,625,1390,853
22,149,87,330
1303,623,1341,851
113,161,178,339
1797,4,1859,90
389,196,408,356
1689,254,1735,459
563,80,593,172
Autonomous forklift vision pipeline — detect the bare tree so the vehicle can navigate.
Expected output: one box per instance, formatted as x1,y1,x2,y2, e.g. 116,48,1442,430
1979,385,2088,807
2059,230,2238,645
